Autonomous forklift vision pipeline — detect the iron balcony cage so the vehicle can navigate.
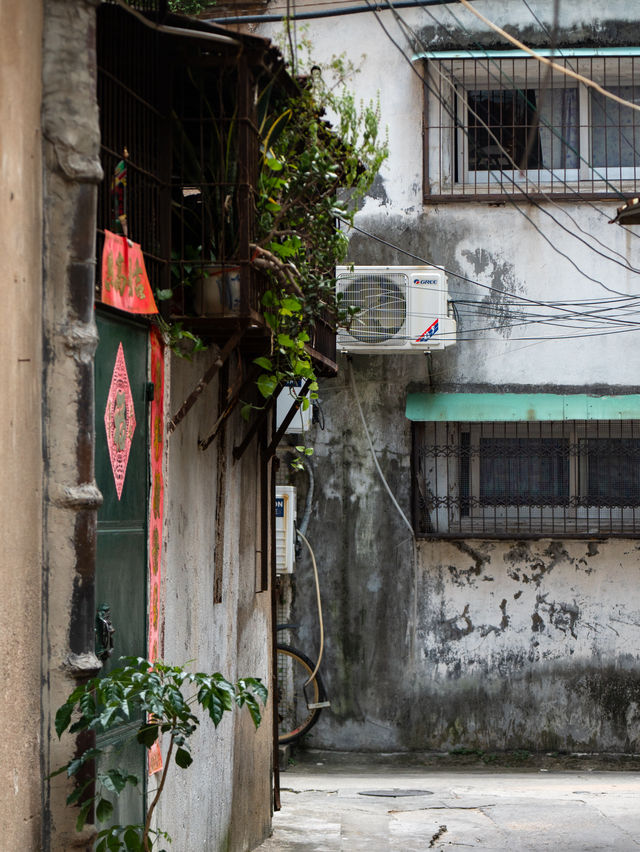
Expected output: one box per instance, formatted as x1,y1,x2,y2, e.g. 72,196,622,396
96,3,272,328
96,3,337,373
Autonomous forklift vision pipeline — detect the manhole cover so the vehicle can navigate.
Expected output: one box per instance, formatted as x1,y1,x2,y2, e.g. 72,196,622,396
358,789,434,797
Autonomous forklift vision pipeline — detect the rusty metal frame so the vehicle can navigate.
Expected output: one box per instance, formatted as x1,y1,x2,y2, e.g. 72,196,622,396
168,326,247,435
232,382,284,461
413,418,640,538
198,361,262,452
423,54,640,203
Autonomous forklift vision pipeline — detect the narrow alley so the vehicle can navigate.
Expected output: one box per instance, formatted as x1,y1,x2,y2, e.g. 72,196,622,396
256,752,640,851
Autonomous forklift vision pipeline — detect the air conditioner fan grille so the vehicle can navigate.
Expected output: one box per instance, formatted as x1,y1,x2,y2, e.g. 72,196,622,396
340,273,407,344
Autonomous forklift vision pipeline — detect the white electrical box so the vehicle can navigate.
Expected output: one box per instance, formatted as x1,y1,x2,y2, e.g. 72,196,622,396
276,381,313,434
275,486,297,574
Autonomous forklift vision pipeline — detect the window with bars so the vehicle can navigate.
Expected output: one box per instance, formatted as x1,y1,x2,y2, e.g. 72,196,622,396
412,420,640,537
424,54,640,199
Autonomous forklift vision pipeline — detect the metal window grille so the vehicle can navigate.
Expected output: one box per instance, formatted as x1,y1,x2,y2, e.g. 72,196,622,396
170,51,262,318
424,55,640,200
97,4,172,295
412,420,640,537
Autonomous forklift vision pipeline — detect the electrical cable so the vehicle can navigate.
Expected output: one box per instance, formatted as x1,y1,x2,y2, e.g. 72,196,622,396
520,0,554,41
434,1,640,210
519,0,559,170
215,0,640,252
365,0,640,295
348,362,415,536
340,216,640,329
207,0,482,25
455,0,640,116
114,0,240,44
243,0,640,333
512,3,640,241
387,1,640,277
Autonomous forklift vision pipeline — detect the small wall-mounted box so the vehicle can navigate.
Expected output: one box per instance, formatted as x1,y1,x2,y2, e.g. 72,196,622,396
276,382,313,434
275,485,297,574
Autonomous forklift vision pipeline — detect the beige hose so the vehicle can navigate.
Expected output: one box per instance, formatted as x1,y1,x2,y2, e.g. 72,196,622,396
296,530,324,686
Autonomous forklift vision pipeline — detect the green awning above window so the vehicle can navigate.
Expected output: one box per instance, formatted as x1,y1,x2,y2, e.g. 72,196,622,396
405,393,640,422
412,47,640,61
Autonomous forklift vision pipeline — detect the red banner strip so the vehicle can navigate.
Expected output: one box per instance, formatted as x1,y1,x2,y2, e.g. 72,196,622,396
148,327,165,776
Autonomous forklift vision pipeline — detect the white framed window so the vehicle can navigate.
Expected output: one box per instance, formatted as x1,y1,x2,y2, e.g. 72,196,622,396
424,53,640,198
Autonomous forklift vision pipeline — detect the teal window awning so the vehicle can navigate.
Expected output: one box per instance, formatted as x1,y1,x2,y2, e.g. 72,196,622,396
412,47,640,61
405,393,640,422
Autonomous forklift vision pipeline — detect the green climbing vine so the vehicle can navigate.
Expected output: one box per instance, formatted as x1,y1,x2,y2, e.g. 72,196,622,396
167,0,213,14
247,46,388,425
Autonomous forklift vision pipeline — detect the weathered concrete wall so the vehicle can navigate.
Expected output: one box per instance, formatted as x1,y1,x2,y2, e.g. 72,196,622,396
41,0,103,847
158,350,272,851
259,1,640,753
0,0,44,847
289,359,640,754
410,537,640,753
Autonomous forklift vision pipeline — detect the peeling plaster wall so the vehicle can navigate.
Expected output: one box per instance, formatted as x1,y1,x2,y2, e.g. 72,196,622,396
291,360,640,754
158,351,272,851
411,538,640,753
258,1,640,753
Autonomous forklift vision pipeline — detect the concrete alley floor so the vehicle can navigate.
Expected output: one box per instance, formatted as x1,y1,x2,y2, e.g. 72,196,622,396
254,751,640,851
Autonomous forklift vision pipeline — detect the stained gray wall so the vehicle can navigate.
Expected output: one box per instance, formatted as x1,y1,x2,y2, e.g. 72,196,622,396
261,1,640,754
158,350,272,851
290,357,640,754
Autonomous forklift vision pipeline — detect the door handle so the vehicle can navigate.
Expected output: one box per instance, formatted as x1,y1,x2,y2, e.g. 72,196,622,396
95,602,115,661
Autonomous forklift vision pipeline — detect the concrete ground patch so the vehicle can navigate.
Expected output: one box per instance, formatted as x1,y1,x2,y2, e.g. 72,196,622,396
256,752,640,850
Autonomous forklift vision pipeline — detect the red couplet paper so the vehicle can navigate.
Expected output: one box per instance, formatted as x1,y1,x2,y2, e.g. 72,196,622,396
101,229,158,314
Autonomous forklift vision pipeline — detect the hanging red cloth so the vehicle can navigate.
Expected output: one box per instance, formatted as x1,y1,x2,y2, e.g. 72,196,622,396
101,229,158,314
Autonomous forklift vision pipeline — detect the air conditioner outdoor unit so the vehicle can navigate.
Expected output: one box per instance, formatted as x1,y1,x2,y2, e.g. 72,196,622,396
336,265,456,353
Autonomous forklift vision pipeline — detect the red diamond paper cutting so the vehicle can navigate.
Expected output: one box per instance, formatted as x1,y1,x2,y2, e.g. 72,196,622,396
104,342,137,500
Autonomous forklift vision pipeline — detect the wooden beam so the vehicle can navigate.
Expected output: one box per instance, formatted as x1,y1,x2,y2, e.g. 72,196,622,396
198,363,260,452
232,381,284,462
167,327,246,435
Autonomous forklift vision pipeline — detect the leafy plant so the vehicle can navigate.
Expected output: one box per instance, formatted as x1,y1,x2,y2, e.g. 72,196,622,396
238,47,387,444
157,316,208,360
52,657,267,851
168,0,214,14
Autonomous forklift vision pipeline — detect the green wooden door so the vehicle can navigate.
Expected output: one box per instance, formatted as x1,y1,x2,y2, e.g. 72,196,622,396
95,310,149,828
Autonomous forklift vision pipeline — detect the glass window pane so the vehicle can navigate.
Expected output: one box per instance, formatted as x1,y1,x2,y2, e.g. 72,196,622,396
468,89,541,170
591,86,640,168
468,88,579,171
538,87,579,170
479,437,569,505
586,438,640,504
